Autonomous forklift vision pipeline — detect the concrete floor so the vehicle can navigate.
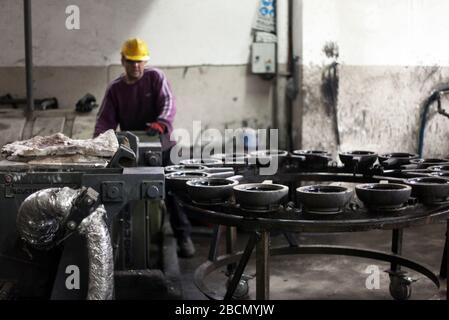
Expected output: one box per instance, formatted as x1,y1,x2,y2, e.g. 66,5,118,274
178,222,447,300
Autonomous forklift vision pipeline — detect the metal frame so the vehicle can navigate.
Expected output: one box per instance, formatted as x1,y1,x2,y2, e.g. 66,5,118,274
24,0,34,116
0,166,165,299
194,242,443,300
176,171,449,300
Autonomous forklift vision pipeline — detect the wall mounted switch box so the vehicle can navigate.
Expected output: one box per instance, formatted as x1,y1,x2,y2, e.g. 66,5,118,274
251,42,276,74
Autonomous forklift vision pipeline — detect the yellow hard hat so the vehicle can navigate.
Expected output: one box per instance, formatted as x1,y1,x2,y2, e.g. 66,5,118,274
121,38,150,61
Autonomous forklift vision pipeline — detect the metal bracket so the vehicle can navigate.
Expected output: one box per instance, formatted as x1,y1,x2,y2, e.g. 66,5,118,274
57,187,100,246
145,151,162,167
107,145,137,168
141,181,164,200
101,181,124,203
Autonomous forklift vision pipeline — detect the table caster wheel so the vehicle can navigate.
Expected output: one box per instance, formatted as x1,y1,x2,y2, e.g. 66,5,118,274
389,278,412,300
387,271,416,301
226,274,251,300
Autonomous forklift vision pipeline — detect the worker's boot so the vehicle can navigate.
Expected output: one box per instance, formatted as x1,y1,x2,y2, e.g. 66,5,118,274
178,236,196,258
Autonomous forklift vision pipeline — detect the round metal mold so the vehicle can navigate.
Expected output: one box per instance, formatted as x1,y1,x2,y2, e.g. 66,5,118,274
400,171,432,178
211,153,250,165
165,171,210,193
164,164,208,173
405,177,449,205
296,185,353,214
430,171,449,178
292,150,332,168
233,183,289,211
186,178,239,204
250,150,289,157
428,165,449,172
378,152,419,169
180,158,224,166
355,183,412,211
250,150,289,167
292,149,330,157
379,152,419,161
409,158,449,169
339,150,378,170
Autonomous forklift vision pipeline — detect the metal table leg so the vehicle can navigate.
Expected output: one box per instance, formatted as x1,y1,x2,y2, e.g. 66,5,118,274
224,232,258,300
391,228,403,272
208,225,224,262
256,230,270,300
389,228,416,300
440,221,447,279
443,220,449,300
226,226,238,274
283,232,299,247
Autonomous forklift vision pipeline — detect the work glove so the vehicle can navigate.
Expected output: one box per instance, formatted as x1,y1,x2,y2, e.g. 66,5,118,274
146,122,166,136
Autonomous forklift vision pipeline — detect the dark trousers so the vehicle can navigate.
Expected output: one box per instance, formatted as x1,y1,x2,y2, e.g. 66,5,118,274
163,148,192,240
165,193,192,240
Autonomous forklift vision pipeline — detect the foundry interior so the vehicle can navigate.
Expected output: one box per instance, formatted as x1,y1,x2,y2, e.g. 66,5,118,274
0,0,448,301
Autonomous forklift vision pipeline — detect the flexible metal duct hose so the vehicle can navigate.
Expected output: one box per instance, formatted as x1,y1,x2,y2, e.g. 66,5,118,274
16,187,81,250
78,205,114,300
17,188,114,300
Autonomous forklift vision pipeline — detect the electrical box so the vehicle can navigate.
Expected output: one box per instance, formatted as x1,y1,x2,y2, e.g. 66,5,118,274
251,42,276,74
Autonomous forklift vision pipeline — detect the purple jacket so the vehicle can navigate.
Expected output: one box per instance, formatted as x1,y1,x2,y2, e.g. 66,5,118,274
94,68,176,150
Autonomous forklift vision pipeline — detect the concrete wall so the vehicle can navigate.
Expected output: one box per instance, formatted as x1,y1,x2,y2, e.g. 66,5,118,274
0,0,290,147
296,0,449,158
0,65,274,142
0,0,287,67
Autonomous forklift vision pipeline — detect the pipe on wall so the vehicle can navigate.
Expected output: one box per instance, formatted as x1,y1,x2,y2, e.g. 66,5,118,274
287,0,304,151
272,0,279,131
24,0,34,117
418,86,449,157
285,0,300,151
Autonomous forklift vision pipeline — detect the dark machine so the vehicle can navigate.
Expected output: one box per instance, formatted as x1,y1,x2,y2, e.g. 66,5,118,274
0,93,58,111
75,93,98,113
0,132,179,300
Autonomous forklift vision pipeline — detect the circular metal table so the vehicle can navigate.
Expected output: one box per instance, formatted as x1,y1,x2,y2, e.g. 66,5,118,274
177,196,449,300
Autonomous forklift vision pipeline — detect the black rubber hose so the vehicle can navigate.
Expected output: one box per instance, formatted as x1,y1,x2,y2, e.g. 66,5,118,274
418,96,434,158
418,87,449,157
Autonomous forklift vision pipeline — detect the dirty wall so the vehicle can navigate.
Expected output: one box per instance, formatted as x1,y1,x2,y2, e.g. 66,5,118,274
297,0,449,158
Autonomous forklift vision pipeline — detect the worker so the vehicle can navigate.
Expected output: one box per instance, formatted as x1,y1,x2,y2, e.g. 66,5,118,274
94,38,195,258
